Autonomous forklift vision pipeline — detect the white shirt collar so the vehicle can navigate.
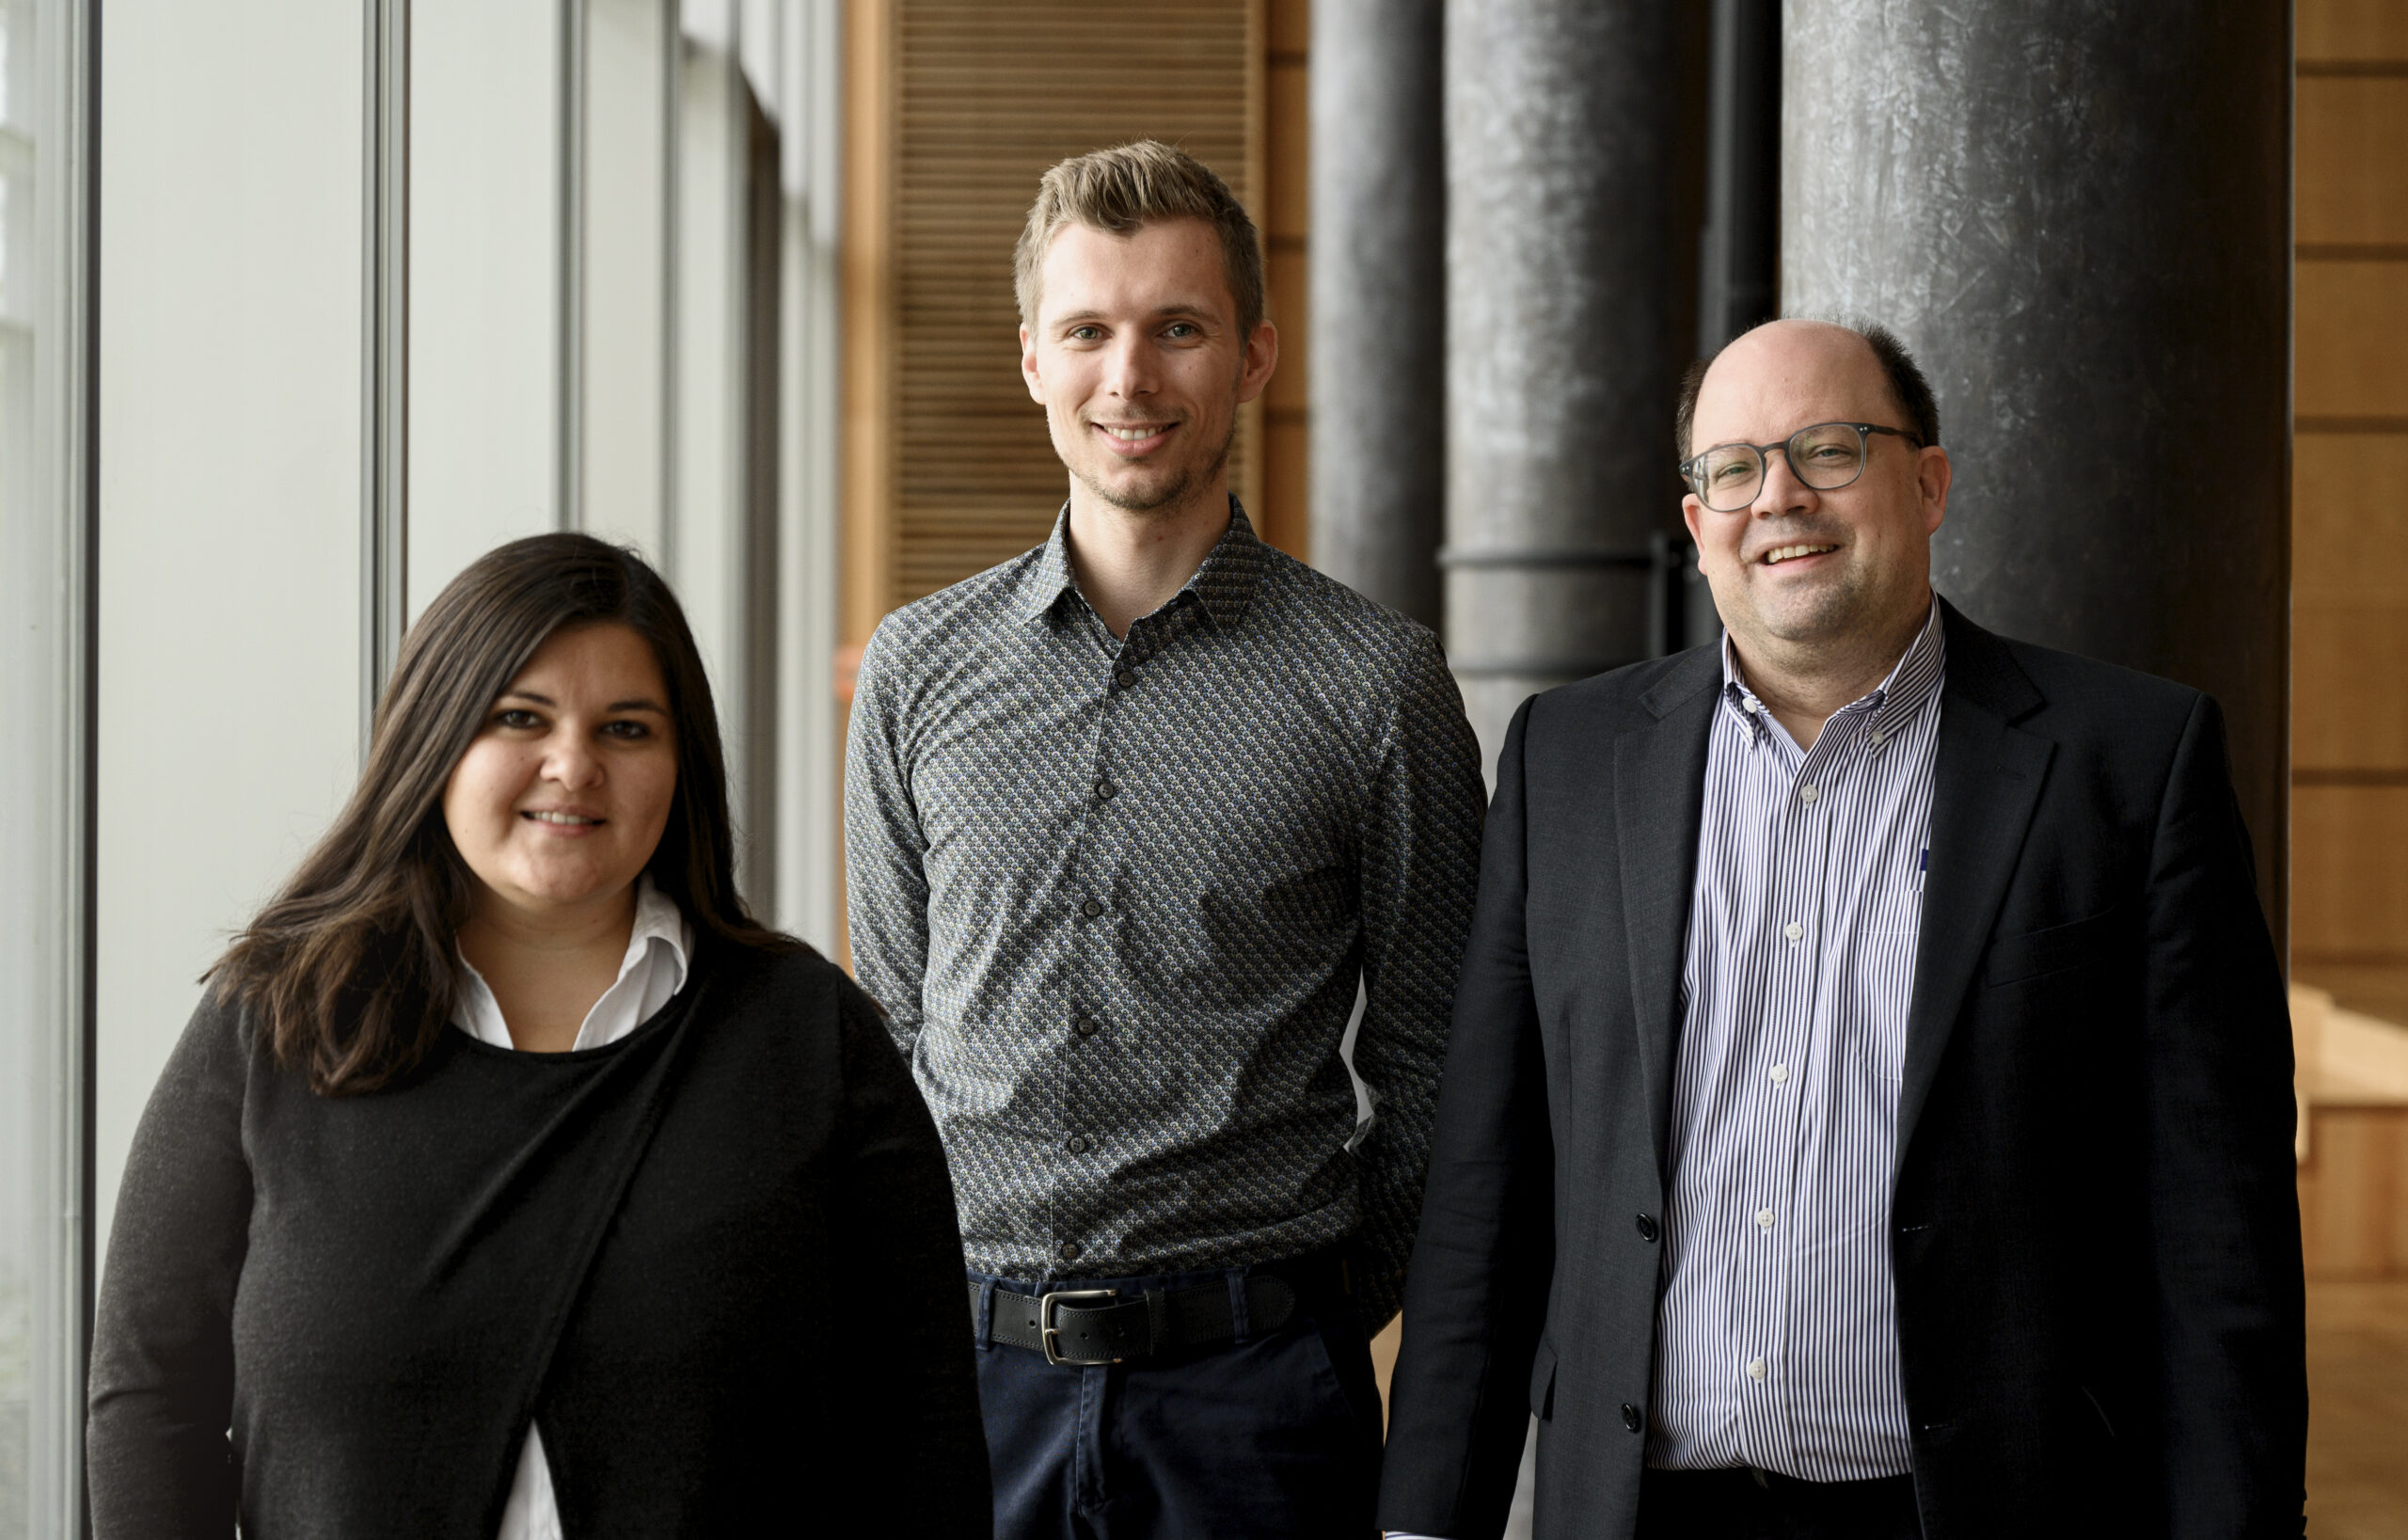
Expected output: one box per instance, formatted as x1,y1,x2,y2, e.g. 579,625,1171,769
451,874,694,1052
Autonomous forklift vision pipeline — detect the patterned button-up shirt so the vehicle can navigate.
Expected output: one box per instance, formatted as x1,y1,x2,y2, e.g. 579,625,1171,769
845,501,1485,1325
1649,600,1945,1479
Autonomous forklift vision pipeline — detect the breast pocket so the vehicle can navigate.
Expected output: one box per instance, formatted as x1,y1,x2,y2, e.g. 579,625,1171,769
1980,907,2127,989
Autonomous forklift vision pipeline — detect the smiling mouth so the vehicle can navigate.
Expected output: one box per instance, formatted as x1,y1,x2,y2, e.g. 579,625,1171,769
1093,421,1175,453
1761,543,1840,565
523,810,604,828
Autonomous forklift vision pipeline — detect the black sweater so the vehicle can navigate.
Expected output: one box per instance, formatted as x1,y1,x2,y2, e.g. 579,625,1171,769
87,941,992,1537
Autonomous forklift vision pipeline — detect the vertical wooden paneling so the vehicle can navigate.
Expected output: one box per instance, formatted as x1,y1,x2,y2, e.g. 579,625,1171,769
840,0,896,655
2292,20,2408,1028
1258,0,1309,559
885,1,1257,609
2296,261,2408,421
2297,79,2408,248
2301,0,2408,62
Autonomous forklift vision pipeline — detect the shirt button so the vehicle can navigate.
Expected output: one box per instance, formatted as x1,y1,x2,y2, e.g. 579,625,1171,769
1870,729,1888,745
1115,667,1136,689
1073,1015,1099,1038
1742,698,1762,715
1769,1062,1790,1084
1782,921,1803,942
1065,1135,1089,1154
1798,784,1818,803
1747,1357,1767,1382
1082,898,1103,918
1635,1213,1659,1243
1058,1240,1084,1263
1755,1207,1776,1230
1095,779,1116,801
1621,1403,1645,1432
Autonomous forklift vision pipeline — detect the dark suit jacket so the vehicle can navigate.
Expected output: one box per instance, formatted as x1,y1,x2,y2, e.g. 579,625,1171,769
1378,599,2305,1540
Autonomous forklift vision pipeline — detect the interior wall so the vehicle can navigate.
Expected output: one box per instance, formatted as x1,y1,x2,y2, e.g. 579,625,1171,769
407,0,563,617
94,0,366,1259
1259,0,1310,560
2291,0,2408,1022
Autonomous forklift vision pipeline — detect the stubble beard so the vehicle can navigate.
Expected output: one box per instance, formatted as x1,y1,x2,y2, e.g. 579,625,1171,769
1741,554,1879,653
1068,391,1241,519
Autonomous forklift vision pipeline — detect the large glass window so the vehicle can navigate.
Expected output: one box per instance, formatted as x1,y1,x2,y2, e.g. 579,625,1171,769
0,0,90,1533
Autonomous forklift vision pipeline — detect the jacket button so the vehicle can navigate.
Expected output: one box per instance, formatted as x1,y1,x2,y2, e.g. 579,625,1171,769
1081,898,1103,918
1635,1213,1659,1243
1621,1403,1644,1432
1058,1240,1083,1262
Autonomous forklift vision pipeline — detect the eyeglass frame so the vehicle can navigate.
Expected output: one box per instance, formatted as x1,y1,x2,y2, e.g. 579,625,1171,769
1678,421,1925,512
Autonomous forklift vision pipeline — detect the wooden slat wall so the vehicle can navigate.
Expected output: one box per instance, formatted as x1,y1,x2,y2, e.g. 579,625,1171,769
884,0,1262,610
2293,0,2408,1024
1259,0,1309,560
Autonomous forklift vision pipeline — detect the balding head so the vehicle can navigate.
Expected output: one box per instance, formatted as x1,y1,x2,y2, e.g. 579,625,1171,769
1678,319,1938,461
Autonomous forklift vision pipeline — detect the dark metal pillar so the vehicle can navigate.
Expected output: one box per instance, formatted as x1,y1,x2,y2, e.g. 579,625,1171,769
1783,2,2292,934
1696,0,1780,358
1444,0,1685,768
1309,0,1445,629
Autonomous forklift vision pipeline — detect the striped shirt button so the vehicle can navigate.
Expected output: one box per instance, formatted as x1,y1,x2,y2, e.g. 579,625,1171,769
1754,1207,1776,1230
1769,1062,1790,1084
1798,783,1819,803
1782,920,1803,942
1747,1357,1767,1382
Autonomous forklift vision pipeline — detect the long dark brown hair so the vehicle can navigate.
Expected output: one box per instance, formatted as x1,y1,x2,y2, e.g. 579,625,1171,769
213,533,802,1095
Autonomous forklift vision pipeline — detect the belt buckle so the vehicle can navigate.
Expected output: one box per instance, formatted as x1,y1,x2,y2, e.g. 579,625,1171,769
1038,1288,1123,1366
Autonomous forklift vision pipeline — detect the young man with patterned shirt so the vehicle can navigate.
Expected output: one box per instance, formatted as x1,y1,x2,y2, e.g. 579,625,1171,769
845,140,1485,1540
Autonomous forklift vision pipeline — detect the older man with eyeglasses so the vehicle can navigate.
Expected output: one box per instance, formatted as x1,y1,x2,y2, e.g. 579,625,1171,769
1378,318,2305,1540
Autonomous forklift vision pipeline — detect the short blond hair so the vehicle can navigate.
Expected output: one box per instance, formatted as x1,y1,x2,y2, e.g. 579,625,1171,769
1013,139,1266,336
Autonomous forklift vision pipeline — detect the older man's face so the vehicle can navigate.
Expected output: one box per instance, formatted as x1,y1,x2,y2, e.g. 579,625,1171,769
1681,322,1949,657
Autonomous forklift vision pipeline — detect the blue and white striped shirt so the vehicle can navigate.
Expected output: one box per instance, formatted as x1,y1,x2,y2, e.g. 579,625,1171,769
1646,601,1945,1480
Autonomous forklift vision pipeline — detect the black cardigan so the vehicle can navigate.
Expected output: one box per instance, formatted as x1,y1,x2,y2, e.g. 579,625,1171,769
87,940,992,1537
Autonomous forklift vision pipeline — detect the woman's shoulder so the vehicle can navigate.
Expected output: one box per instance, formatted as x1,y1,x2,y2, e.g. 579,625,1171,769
687,935,886,1040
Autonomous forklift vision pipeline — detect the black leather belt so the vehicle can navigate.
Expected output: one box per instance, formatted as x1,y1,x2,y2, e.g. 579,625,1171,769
977,1252,1352,1367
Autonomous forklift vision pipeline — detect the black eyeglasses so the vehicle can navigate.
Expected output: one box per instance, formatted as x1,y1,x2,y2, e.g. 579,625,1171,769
1679,421,1923,512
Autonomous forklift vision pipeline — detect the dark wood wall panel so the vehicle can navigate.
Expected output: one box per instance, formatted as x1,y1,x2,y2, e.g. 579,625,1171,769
2293,8,2408,1022
891,1,1259,608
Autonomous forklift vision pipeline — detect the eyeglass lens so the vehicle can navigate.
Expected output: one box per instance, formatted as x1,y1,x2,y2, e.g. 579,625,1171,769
1694,423,1869,512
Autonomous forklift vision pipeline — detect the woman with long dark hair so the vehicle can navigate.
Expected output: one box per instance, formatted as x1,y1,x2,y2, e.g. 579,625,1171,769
87,534,990,1536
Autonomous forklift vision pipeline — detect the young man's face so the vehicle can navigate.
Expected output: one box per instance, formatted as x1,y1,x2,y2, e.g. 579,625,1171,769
1021,216,1276,518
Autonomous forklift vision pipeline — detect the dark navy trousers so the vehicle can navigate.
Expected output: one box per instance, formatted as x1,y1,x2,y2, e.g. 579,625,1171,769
968,1263,1384,1540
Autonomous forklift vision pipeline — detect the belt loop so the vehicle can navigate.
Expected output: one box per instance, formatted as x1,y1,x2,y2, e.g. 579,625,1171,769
1143,1286,1168,1354
1227,1268,1252,1344
974,1278,996,1349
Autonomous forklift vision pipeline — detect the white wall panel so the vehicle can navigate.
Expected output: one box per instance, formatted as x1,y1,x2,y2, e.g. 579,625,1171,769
675,45,748,852
406,0,561,619
583,0,670,563
96,0,364,1259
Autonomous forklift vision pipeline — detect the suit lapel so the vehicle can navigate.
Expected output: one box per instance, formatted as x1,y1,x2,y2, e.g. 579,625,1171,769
1616,650,1721,1175
1898,601,2052,1166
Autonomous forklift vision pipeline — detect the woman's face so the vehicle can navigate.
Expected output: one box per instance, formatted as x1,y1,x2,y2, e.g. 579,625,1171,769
441,622,678,926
